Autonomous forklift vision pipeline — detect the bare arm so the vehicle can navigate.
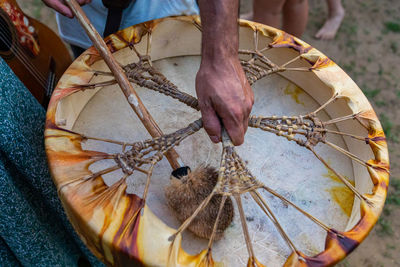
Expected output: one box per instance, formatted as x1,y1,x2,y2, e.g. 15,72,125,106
42,0,91,18
196,0,253,145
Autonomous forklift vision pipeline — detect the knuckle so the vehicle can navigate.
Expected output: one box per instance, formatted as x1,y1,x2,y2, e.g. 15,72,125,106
198,100,212,112
231,108,243,120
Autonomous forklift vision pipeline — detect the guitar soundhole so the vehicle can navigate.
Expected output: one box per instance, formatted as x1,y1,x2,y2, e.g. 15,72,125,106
0,9,16,58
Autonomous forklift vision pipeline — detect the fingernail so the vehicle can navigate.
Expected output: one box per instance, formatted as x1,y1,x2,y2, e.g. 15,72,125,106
210,135,219,143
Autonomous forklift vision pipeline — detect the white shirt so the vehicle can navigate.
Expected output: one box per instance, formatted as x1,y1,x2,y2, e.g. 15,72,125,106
56,0,199,49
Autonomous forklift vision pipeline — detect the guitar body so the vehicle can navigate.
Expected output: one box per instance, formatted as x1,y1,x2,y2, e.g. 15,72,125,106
0,0,72,107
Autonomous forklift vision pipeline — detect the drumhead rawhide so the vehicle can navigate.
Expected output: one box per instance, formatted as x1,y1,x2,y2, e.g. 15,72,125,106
45,16,389,266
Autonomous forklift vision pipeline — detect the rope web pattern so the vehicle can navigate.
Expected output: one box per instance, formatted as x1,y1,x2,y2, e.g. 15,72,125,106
71,29,378,265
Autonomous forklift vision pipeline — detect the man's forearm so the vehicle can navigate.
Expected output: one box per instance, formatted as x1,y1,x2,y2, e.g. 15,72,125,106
198,0,239,61
196,0,253,146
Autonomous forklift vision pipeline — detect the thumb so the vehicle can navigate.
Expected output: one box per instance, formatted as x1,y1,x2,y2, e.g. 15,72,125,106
200,102,221,143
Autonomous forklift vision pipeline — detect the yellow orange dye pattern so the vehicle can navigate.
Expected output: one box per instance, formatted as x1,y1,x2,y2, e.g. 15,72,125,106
323,168,355,217
284,83,305,106
44,16,390,267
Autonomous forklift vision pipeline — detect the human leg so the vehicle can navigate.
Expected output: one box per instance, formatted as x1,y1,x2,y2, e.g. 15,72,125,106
252,0,287,29
282,0,308,37
315,0,345,40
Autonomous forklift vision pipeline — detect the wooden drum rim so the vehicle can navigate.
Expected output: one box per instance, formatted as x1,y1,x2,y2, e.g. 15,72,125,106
45,16,389,266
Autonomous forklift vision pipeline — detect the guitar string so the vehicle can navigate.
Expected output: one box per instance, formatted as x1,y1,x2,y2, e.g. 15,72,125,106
0,24,48,87
0,30,48,88
0,18,48,85
0,29,48,87
0,33,47,86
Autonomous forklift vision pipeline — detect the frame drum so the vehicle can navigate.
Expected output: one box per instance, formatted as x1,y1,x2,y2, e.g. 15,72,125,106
45,16,389,266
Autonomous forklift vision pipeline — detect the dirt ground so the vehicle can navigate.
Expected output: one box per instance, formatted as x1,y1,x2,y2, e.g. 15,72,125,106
303,1,400,266
17,0,400,266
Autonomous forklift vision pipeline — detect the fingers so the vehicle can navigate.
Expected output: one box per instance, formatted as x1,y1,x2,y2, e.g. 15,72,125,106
195,58,254,146
241,74,254,141
43,0,73,17
78,0,93,5
200,101,222,143
42,0,92,18
222,95,253,146
222,111,245,146
203,99,251,146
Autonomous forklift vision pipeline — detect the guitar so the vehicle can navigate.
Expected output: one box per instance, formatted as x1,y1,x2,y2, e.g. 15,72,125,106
0,0,72,107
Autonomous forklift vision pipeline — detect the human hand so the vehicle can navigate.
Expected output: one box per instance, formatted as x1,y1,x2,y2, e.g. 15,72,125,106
42,0,91,18
196,56,254,146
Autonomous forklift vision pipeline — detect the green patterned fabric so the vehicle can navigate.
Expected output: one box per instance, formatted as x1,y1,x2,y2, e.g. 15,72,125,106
0,58,103,267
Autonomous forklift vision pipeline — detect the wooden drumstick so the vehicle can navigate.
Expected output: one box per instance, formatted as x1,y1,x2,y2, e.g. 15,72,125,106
64,0,183,170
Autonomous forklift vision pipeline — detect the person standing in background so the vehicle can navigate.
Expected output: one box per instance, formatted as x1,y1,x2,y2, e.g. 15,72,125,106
314,0,345,40
242,0,308,38
242,0,344,40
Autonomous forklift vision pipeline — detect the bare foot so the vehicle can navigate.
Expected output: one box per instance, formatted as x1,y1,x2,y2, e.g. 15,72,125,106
315,8,345,40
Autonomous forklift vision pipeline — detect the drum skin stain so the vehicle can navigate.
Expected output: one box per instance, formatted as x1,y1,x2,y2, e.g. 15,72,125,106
44,17,390,266
329,186,354,217
284,84,304,106
165,166,234,240
323,169,355,217
246,216,254,222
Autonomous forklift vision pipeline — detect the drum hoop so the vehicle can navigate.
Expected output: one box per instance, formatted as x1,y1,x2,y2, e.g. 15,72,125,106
45,15,389,266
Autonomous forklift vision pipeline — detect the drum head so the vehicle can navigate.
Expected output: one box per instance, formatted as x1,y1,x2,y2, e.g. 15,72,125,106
45,16,389,266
